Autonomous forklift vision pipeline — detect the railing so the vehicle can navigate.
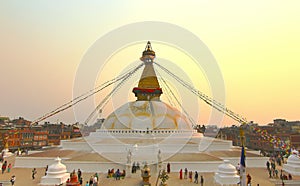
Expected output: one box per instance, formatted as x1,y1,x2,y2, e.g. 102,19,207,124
274,180,300,186
0,181,11,186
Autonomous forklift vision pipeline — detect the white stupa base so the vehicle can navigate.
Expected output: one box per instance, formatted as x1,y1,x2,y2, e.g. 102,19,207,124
60,129,233,164
283,164,300,176
40,173,69,185
214,174,240,185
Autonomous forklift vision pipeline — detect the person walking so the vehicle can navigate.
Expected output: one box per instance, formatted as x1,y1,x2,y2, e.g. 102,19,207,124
32,168,37,179
89,176,93,186
271,161,276,175
184,168,188,179
94,172,99,181
132,162,136,173
77,168,82,180
268,168,272,178
179,169,183,179
236,163,240,175
79,177,83,185
45,165,48,176
266,161,270,171
200,175,204,186
93,175,98,186
115,169,120,180
194,171,198,184
247,173,252,186
167,163,170,174
7,163,12,173
288,173,292,180
189,171,192,183
10,175,16,186
2,160,7,174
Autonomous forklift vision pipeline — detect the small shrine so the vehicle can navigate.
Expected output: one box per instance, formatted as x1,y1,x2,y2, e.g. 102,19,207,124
283,149,300,175
40,157,69,185
1,136,13,158
214,160,240,185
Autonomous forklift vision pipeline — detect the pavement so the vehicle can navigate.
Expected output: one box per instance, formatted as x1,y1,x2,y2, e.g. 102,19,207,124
0,154,299,186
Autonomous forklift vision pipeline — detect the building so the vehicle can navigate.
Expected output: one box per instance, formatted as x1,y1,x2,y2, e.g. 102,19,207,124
0,119,82,151
218,119,300,153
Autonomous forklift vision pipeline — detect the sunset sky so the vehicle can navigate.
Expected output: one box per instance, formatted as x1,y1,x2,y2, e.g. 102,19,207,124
1,1,299,126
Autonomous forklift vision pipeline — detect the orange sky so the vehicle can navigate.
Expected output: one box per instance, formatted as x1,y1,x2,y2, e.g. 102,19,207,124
0,1,299,126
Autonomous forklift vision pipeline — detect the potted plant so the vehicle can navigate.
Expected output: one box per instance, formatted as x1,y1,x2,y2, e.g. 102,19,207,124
159,169,169,186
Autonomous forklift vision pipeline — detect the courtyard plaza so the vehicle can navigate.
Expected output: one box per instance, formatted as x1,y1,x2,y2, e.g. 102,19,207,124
1,153,299,186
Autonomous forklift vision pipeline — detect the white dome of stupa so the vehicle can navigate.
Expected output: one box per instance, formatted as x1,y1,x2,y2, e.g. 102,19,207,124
102,101,191,130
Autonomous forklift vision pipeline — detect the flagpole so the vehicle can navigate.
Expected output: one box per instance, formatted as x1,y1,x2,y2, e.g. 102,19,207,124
240,127,247,186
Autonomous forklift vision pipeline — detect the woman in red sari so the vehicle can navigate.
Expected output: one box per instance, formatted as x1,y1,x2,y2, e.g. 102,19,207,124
179,169,183,179
2,161,7,174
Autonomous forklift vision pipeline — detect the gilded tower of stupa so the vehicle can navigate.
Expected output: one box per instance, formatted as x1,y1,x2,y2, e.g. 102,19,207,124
132,41,163,101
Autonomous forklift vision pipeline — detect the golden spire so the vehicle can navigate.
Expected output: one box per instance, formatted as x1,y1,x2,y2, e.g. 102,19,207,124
133,41,162,101
140,41,155,61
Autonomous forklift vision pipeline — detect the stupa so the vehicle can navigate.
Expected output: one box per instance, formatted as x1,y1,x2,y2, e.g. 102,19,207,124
15,42,269,174
214,160,240,185
84,41,231,164
1,138,13,158
283,149,300,175
40,157,70,185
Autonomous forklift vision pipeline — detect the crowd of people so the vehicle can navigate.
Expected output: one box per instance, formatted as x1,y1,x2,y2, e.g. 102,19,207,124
163,163,204,186
61,168,97,186
1,160,12,174
0,153,16,186
131,161,140,173
107,168,126,180
265,156,292,181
